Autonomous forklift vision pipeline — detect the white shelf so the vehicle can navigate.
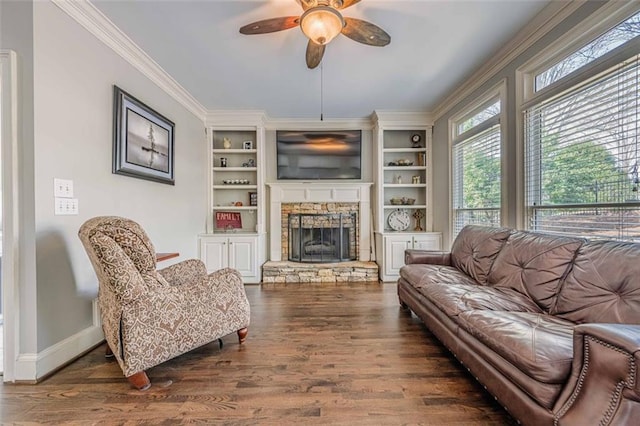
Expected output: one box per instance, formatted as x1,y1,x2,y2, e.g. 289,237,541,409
383,166,426,171
213,185,258,189
383,147,427,153
212,149,257,154
383,183,427,188
212,206,258,211
213,167,257,172
384,204,427,209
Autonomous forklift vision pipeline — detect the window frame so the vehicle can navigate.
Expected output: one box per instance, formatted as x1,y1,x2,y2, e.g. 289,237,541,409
449,80,507,239
516,2,640,237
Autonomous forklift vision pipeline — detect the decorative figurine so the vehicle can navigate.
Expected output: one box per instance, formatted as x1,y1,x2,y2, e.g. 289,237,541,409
413,210,425,232
223,137,231,149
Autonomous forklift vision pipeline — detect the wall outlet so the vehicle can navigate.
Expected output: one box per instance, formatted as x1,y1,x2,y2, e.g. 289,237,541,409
54,178,74,198
55,197,79,215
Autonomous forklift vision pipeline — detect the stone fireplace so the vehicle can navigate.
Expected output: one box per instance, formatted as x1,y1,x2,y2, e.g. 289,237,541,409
263,183,378,283
283,205,358,263
287,212,357,263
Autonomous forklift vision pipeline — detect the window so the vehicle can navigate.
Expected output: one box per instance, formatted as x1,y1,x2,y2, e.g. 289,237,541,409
536,11,640,91
524,11,640,241
452,97,503,237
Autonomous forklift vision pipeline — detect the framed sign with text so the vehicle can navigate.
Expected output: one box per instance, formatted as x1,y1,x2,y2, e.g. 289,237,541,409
215,211,242,229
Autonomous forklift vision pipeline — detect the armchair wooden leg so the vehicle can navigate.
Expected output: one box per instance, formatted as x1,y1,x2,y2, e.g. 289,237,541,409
127,371,151,391
238,327,248,344
105,344,114,358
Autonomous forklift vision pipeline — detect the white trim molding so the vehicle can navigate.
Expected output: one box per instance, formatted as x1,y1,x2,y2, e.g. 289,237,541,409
52,0,207,121
13,300,103,382
13,324,104,382
1,49,20,383
35,324,104,380
433,0,587,121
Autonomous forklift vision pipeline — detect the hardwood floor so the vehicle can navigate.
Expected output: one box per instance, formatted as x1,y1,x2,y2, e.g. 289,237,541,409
0,282,516,425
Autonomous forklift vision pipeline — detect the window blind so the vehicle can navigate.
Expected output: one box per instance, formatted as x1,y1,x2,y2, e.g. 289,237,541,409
525,54,640,241
453,124,501,236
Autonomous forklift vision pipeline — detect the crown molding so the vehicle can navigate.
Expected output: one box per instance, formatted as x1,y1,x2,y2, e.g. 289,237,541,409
264,116,374,131
372,110,434,128
432,0,588,121
52,0,207,122
205,110,268,128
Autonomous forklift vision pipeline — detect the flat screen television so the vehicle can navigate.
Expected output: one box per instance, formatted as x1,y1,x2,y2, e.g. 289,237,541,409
276,130,362,180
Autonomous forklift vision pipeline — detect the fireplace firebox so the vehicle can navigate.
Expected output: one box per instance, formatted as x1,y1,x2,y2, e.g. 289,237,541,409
288,213,357,263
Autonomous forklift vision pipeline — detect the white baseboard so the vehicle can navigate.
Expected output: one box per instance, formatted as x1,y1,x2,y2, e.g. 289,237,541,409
13,324,104,382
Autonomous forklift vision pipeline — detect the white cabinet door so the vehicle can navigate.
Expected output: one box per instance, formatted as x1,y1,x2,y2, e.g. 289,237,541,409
200,237,228,273
228,236,258,280
384,235,411,278
412,233,442,251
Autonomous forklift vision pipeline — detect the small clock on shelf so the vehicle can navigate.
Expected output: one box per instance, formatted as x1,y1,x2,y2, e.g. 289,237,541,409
388,209,411,231
411,133,422,148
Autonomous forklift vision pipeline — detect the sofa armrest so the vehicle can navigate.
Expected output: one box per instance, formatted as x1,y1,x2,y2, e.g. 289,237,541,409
404,249,452,266
554,324,640,425
157,258,208,286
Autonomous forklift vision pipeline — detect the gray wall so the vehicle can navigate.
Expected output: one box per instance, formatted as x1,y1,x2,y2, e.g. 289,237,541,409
32,1,207,351
1,0,39,355
2,0,208,362
431,1,608,249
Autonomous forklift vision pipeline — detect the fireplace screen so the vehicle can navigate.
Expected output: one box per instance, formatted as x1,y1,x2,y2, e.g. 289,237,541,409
288,213,357,263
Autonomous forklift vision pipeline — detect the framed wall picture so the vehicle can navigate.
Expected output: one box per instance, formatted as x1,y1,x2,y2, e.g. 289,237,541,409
112,86,175,185
249,191,258,206
243,140,253,150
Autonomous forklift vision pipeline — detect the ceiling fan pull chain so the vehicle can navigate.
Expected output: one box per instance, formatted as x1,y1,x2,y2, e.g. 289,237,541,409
320,62,324,121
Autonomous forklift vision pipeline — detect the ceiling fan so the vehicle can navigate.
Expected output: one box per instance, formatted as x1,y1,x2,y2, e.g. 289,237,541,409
239,0,391,69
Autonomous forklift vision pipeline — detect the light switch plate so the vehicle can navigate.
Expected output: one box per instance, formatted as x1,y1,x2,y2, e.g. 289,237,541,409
54,178,74,198
55,197,79,215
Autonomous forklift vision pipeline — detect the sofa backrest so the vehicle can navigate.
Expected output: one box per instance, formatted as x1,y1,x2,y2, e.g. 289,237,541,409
451,225,513,285
552,240,640,324
487,230,584,312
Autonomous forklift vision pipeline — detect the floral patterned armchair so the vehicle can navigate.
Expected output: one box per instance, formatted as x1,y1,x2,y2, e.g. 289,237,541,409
79,216,250,390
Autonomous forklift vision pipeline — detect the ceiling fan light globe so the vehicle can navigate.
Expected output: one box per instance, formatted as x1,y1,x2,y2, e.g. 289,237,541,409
300,6,344,46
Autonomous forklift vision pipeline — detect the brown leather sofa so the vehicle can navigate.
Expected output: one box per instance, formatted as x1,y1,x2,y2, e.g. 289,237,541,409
398,225,640,426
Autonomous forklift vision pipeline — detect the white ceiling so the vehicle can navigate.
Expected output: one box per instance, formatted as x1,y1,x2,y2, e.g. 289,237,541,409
91,0,551,119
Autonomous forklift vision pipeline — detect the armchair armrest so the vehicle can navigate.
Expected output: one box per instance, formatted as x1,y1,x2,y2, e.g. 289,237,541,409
158,258,208,286
405,249,452,266
554,324,640,425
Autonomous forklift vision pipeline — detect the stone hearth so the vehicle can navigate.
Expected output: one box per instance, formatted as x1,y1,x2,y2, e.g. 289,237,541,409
262,260,378,283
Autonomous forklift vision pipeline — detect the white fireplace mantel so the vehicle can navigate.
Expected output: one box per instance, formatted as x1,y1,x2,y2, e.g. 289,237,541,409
267,182,374,262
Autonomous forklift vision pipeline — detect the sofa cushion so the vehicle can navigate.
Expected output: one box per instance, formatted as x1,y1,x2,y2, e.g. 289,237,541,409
451,225,513,285
457,311,575,385
421,283,543,317
552,240,640,324
487,231,583,312
400,264,478,289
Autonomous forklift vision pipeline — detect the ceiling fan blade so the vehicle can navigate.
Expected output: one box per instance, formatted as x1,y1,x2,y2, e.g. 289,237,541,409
239,17,300,35
335,0,362,10
342,17,391,46
306,41,326,69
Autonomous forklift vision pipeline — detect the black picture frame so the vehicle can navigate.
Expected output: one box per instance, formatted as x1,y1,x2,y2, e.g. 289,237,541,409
249,191,258,206
113,86,175,185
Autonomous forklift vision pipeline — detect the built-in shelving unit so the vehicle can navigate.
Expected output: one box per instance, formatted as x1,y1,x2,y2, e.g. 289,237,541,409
373,111,442,281
200,112,267,283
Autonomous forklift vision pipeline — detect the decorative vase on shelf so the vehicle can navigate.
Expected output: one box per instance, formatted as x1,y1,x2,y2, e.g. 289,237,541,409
223,137,231,149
